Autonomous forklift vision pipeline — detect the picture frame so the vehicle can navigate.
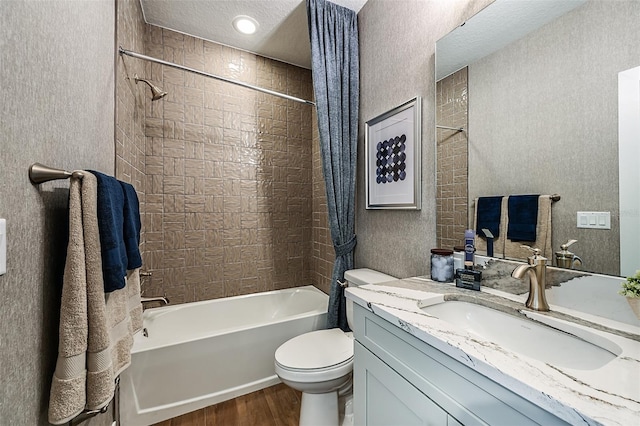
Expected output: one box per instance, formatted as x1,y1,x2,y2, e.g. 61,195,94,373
365,97,422,210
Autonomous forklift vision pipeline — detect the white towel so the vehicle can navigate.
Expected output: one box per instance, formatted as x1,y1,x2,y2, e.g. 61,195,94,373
48,173,142,424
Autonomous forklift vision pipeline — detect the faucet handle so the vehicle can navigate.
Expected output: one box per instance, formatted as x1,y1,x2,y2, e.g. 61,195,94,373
560,239,578,250
520,245,547,263
519,245,540,255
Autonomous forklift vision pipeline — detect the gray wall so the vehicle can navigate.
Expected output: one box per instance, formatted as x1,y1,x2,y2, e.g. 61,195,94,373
0,0,115,424
356,0,492,278
468,1,640,276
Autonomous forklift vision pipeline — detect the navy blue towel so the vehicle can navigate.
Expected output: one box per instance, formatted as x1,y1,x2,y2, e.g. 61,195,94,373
507,195,539,242
89,170,127,292
120,181,142,270
476,196,503,238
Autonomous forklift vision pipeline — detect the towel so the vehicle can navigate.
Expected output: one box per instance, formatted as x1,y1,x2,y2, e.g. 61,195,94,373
49,173,141,425
504,195,553,260
89,170,127,292
476,196,503,238
507,194,539,241
48,176,88,424
120,181,142,270
473,196,508,258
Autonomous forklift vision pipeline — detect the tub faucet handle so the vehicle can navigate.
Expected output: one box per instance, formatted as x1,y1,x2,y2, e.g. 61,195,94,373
141,295,169,307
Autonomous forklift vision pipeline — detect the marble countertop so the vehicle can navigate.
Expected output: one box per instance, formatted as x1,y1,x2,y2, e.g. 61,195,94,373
346,277,640,426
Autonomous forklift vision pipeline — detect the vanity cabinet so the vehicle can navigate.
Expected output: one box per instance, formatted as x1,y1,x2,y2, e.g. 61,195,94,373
352,303,568,426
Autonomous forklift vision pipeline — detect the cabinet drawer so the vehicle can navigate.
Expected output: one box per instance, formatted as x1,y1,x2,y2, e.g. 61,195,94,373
352,303,567,426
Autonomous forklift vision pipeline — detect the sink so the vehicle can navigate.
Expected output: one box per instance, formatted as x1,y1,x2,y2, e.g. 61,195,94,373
418,300,621,370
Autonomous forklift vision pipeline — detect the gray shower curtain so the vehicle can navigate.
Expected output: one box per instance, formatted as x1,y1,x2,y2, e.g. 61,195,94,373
307,0,359,331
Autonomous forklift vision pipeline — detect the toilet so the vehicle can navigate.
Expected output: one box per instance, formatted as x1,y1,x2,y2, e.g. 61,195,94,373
274,268,396,426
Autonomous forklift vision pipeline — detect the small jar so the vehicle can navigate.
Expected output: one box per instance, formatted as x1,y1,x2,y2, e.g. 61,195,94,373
430,249,454,282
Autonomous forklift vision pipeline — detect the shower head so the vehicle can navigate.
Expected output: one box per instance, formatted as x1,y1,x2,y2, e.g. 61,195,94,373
133,74,167,101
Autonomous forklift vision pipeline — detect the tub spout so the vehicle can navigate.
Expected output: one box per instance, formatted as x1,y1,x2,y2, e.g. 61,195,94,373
141,296,169,307
511,246,550,312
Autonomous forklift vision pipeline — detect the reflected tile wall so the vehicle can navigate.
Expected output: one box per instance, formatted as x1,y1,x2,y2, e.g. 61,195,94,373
140,26,324,303
436,67,468,250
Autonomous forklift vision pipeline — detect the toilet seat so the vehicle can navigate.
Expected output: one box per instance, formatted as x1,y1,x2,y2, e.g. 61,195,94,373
275,329,354,383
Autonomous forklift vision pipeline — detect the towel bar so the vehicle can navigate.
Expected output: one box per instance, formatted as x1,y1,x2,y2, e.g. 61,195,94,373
471,194,560,206
68,376,120,426
29,163,84,184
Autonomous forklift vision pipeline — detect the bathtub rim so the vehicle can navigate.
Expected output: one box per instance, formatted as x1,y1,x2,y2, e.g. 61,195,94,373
133,284,329,353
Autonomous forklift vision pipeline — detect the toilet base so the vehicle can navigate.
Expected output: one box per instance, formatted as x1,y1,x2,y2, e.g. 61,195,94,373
300,391,338,426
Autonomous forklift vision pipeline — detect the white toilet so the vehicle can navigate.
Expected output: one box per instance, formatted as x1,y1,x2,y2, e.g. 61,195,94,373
274,268,396,426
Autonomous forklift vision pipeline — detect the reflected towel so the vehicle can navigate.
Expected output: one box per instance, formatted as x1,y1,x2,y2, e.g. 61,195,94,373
507,195,539,242
476,196,503,238
89,170,127,292
473,197,508,258
504,195,553,260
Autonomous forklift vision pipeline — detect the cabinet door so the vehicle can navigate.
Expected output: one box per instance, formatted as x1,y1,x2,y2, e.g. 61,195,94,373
354,341,448,426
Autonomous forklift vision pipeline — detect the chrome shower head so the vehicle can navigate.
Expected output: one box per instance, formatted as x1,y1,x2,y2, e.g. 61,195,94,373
133,74,167,101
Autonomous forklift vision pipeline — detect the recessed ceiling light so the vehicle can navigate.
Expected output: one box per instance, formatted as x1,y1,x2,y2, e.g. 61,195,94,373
232,15,258,35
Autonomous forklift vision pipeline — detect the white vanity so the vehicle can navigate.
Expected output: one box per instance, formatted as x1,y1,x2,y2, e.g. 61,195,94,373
346,278,640,426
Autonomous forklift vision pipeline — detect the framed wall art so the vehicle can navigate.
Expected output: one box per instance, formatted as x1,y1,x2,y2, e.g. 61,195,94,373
365,97,421,209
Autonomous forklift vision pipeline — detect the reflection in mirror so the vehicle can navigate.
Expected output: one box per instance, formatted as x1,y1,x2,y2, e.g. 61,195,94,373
435,0,640,277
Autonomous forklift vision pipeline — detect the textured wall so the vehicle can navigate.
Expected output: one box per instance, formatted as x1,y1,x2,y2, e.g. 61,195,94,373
436,68,469,250
356,0,492,279
0,1,115,424
468,1,640,275
139,26,317,303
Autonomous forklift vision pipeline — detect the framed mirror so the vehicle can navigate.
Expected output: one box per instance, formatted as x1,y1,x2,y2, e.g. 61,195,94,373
435,0,640,277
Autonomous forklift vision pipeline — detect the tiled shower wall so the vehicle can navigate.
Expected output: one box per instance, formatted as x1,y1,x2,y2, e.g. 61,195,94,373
311,111,335,294
116,0,147,247
436,67,469,250
138,26,324,303
115,0,334,304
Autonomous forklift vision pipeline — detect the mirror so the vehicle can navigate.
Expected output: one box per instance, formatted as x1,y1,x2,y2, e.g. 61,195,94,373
435,0,640,277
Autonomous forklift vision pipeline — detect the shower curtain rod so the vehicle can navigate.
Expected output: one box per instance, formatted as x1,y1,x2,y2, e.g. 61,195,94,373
436,125,465,132
119,47,316,106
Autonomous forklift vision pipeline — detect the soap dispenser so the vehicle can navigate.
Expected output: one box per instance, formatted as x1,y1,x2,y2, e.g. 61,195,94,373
555,239,583,269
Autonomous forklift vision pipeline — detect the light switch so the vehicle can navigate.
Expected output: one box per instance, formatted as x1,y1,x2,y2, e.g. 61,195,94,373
577,212,611,230
579,214,588,226
0,219,6,275
598,214,607,226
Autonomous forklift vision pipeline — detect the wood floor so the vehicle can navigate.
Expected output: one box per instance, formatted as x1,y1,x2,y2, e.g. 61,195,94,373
153,383,302,426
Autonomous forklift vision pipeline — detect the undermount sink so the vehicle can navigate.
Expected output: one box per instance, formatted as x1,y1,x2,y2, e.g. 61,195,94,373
418,300,622,370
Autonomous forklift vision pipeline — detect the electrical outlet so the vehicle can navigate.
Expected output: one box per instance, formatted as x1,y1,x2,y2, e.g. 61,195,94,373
576,212,611,229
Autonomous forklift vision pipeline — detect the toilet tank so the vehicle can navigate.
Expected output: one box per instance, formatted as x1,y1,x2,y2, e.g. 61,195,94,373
344,268,397,329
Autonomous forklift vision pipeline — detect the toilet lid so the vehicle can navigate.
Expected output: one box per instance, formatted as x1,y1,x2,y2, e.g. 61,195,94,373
275,328,353,370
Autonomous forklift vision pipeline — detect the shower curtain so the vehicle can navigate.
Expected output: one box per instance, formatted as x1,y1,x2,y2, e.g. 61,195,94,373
307,0,359,331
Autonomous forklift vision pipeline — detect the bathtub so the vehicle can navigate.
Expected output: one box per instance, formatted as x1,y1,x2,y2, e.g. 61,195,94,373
120,285,328,425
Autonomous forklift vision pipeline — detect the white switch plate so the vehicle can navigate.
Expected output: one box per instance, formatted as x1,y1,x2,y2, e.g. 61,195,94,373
0,219,6,275
576,212,611,229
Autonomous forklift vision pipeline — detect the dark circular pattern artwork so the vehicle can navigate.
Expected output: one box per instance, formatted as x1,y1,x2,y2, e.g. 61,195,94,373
376,134,407,184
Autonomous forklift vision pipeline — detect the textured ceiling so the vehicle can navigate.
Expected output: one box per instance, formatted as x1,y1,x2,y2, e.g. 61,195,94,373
436,0,587,80
140,0,368,69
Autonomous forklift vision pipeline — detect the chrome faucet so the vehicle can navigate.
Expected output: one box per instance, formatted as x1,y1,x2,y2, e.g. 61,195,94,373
140,296,169,307
511,246,550,312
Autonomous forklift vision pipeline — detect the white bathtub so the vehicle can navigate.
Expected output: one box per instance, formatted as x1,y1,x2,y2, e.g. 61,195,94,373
120,285,328,425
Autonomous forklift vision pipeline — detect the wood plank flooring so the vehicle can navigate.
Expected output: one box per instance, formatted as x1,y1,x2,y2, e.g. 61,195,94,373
153,383,301,426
